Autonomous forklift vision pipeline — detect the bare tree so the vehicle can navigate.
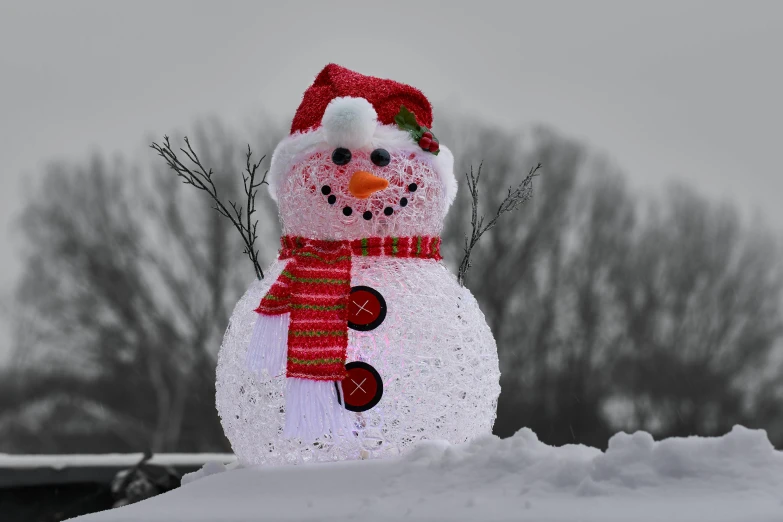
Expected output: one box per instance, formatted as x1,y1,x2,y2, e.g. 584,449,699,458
442,121,601,444
2,118,283,453
607,184,783,438
440,118,783,448
4,113,783,454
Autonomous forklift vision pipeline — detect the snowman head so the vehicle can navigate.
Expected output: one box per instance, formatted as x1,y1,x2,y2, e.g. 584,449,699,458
268,64,457,240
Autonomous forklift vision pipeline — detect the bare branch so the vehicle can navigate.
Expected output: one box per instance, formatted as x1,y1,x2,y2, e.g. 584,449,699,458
151,136,269,279
457,162,542,286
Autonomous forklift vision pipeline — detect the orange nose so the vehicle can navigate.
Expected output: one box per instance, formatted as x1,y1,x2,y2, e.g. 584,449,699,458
348,171,389,199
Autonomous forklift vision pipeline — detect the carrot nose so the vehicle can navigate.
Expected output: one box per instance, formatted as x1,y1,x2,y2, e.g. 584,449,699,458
348,171,389,199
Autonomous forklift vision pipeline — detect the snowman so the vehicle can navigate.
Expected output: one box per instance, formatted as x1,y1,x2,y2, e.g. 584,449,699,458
216,64,500,465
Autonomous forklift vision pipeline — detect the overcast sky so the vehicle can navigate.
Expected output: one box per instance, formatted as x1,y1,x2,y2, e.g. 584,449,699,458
1,0,782,356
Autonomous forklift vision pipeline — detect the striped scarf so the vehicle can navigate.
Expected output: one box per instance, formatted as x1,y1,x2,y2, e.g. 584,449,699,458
255,235,443,382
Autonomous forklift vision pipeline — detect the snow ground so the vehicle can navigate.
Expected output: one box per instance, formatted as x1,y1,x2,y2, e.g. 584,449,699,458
72,426,783,522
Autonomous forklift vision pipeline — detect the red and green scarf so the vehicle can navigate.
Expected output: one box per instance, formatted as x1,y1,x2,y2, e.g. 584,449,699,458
255,235,442,381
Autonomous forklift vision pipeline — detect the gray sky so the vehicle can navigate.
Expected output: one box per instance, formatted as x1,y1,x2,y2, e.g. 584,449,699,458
1,0,782,356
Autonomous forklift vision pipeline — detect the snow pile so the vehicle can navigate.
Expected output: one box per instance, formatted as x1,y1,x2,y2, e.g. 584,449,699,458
73,426,783,522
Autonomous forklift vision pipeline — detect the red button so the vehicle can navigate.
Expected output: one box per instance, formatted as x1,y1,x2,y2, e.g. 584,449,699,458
347,286,386,331
339,362,383,412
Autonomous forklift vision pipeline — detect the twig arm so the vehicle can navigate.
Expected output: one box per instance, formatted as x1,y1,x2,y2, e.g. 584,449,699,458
457,162,542,286
151,136,268,279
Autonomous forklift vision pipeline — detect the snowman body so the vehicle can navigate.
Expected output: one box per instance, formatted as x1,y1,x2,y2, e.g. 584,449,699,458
216,256,499,465
214,65,501,465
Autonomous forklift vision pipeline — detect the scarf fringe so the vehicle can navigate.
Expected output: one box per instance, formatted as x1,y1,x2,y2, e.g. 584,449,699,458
246,313,290,377
283,378,353,442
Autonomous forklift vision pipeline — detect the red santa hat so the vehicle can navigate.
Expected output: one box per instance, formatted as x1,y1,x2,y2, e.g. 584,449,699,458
268,64,456,206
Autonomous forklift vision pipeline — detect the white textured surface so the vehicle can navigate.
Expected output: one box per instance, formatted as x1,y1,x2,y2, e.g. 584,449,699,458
216,258,500,466
74,426,783,522
277,148,448,239
217,138,499,465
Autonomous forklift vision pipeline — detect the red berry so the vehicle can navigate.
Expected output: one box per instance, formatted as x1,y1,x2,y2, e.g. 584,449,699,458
428,140,440,153
422,131,433,140
419,136,432,149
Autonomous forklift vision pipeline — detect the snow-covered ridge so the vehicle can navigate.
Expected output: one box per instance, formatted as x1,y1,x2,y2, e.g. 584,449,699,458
74,426,783,522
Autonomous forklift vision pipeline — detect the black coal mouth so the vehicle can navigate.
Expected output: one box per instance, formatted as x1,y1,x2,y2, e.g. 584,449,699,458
322,183,416,221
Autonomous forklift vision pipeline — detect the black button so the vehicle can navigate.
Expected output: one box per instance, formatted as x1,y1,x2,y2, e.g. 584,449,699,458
332,148,352,165
370,148,391,167
363,211,373,220
400,197,408,207
408,183,417,192
343,206,353,216
321,185,331,195
384,207,393,216
328,195,337,205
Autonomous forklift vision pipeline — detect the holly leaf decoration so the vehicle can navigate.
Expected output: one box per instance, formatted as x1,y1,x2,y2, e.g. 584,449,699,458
394,105,440,155
394,105,420,133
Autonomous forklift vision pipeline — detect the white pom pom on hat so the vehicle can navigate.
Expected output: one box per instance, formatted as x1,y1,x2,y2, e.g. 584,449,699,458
321,97,378,150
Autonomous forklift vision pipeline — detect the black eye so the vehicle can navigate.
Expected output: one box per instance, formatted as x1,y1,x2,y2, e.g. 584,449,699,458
321,186,331,195
408,183,418,192
370,148,390,167
332,148,352,165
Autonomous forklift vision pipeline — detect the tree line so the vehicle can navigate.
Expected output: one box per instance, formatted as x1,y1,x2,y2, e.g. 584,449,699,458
0,115,780,453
